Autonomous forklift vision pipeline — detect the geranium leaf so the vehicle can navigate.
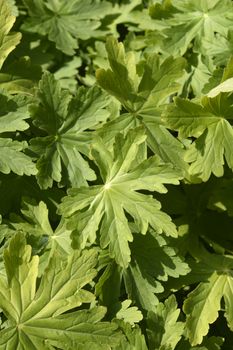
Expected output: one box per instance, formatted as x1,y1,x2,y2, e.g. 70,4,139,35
60,127,182,268
0,233,122,349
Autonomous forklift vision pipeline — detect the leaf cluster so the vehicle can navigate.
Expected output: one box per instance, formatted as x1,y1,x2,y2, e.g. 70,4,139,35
1,0,233,349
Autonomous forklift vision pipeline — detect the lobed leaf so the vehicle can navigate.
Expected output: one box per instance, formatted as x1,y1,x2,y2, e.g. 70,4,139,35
0,233,122,349
30,72,110,188
60,128,182,268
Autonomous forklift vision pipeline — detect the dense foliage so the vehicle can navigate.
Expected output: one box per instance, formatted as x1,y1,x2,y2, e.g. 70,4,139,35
1,0,233,348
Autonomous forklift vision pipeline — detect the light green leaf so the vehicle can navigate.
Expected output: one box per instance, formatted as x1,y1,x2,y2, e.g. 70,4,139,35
0,233,121,349
184,273,225,346
30,72,110,188
60,128,181,268
0,94,31,133
185,120,233,181
6,0,18,16
164,97,216,139
183,253,233,345
0,139,36,176
116,300,143,326
207,77,233,97
185,54,213,97
0,0,21,70
202,30,233,66
164,92,233,181
147,295,184,350
0,94,37,176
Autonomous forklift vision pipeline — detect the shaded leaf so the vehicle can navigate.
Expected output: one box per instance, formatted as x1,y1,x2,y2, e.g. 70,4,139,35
30,72,110,188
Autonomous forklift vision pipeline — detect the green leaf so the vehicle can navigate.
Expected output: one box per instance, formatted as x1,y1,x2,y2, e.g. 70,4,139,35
202,30,233,66
0,233,121,349
60,127,181,268
149,0,233,56
22,0,112,55
95,257,123,315
149,0,177,20
0,138,36,176
200,336,224,350
124,231,189,311
147,295,184,350
202,67,223,95
0,94,37,176
54,56,82,92
0,94,31,132
108,0,157,35
207,77,233,97
5,0,19,17
96,37,187,172
115,320,148,350
115,300,143,326
185,54,214,97
96,37,139,111
176,336,224,350
183,253,233,345
97,36,186,115
0,0,21,70
164,92,233,181
2,2,233,346
0,172,63,217
30,72,110,188
8,199,72,274
0,56,42,94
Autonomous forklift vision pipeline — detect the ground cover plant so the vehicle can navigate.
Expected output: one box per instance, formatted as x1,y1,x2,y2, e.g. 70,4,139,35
1,0,233,348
